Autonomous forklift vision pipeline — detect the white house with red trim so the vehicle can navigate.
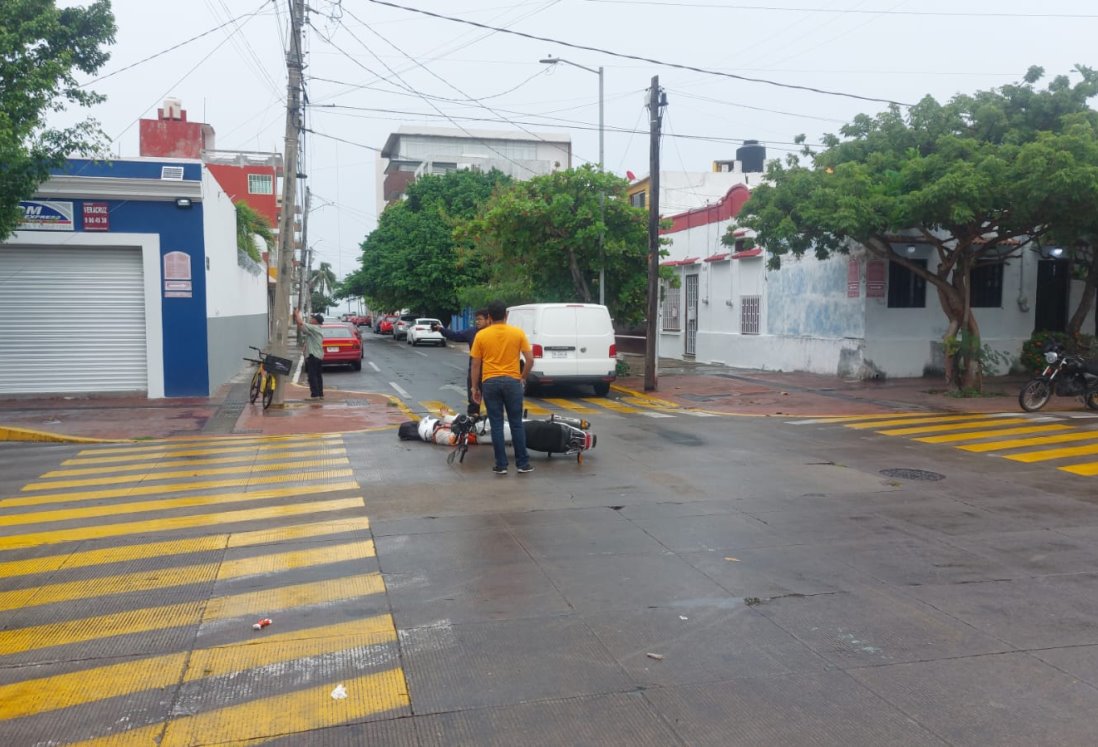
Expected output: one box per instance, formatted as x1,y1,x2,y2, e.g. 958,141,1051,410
656,183,1092,379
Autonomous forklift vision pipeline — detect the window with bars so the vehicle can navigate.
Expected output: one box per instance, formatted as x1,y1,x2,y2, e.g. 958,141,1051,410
887,259,927,308
740,295,760,335
248,173,273,195
630,191,646,209
971,262,1004,307
662,283,681,331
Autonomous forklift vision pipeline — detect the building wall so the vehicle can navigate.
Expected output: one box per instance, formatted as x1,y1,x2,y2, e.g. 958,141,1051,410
205,163,279,226
202,170,268,392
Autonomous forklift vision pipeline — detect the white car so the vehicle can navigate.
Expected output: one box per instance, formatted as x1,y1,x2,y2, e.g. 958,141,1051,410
407,318,445,347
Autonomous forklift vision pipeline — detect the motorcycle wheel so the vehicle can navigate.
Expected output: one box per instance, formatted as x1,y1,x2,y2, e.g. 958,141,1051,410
1019,378,1052,412
1086,391,1098,411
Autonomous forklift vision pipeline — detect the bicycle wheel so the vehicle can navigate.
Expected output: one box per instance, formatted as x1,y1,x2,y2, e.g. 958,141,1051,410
262,373,276,409
249,370,262,404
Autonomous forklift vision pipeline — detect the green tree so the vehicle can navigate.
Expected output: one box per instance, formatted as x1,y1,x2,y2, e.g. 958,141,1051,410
458,165,649,324
738,66,1098,390
311,261,337,300
0,0,116,239
235,202,273,262
342,168,511,318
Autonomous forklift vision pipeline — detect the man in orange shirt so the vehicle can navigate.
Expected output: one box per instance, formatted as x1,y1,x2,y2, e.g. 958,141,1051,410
470,300,535,475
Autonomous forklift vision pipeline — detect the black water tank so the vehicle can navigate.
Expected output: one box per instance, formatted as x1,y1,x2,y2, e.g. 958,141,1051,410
736,140,766,173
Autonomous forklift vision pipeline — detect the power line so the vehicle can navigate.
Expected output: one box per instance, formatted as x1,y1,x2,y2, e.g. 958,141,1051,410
581,1,1098,18
80,1,274,87
364,0,914,106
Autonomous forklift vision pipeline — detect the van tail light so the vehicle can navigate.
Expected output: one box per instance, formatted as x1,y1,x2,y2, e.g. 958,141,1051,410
609,343,617,358
532,344,544,358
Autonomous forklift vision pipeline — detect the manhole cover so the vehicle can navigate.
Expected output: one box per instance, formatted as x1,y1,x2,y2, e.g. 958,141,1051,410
880,468,945,481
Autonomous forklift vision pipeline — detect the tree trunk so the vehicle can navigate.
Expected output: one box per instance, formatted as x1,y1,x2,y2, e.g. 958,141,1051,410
1067,258,1098,339
566,248,593,302
935,283,964,386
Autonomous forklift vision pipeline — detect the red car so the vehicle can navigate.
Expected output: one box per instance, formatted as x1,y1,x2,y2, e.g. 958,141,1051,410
321,324,363,370
376,315,397,335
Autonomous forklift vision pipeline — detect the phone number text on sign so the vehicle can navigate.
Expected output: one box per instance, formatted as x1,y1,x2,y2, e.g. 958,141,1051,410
83,202,110,231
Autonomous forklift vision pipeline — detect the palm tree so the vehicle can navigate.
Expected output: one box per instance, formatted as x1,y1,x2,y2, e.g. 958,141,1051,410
311,261,337,299
235,202,274,262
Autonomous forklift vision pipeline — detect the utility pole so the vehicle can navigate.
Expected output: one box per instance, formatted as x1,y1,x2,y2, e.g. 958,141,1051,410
270,0,305,405
644,76,664,392
297,186,312,315
597,65,605,306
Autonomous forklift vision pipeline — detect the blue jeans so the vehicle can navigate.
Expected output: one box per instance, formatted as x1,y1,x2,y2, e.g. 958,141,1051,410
482,376,529,470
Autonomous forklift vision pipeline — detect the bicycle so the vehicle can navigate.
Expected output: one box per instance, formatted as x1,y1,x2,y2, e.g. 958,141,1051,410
243,345,287,410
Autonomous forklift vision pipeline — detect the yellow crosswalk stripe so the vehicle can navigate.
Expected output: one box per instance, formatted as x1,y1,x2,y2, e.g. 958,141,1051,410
522,399,551,415
914,424,1073,444
76,434,341,457
0,481,359,527
620,394,681,411
419,400,456,416
581,397,640,414
23,457,351,491
0,497,364,551
541,397,597,414
2,470,355,508
959,430,1098,453
0,617,394,722
845,414,1001,430
877,418,1029,436
1061,461,1098,476
814,412,927,423
63,439,341,466
42,447,347,478
71,668,409,746
0,541,375,613
0,573,385,657
1005,442,1098,463
0,517,372,580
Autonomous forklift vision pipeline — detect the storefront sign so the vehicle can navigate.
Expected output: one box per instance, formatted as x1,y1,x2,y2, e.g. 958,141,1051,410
866,259,887,298
82,202,110,231
163,251,191,280
18,201,74,231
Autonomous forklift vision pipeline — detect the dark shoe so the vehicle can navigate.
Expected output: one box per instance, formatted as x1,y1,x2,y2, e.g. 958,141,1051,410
492,466,508,475
517,465,534,474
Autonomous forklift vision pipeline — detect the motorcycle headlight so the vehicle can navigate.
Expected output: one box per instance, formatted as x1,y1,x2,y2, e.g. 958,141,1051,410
1044,351,1059,364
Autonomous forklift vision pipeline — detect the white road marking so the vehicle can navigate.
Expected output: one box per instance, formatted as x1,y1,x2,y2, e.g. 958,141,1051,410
440,384,466,395
640,412,675,419
368,362,380,372
389,382,411,399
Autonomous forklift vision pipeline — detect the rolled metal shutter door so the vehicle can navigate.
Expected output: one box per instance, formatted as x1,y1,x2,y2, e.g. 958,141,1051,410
0,245,148,394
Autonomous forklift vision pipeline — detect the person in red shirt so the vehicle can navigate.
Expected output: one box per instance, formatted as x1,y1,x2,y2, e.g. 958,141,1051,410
470,301,534,475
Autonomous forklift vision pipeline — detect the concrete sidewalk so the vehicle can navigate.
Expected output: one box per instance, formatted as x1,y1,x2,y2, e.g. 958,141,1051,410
0,356,1052,443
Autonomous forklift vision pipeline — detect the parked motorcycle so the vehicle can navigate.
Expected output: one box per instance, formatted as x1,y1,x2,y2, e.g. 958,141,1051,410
1018,342,1098,412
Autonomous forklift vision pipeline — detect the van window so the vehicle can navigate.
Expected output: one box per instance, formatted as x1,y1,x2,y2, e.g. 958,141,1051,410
542,308,576,335
508,309,534,332
574,307,612,334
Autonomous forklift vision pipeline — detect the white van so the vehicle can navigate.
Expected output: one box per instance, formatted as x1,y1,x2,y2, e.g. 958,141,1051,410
506,303,617,396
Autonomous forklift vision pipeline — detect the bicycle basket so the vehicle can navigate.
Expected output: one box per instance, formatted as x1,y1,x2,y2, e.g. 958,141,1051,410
264,354,294,375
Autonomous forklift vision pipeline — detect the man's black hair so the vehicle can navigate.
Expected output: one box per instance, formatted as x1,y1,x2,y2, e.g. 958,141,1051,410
474,308,489,318
486,300,507,321
311,313,324,324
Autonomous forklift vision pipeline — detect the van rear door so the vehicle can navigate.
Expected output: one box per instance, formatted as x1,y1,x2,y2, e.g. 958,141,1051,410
574,306,615,375
538,306,579,377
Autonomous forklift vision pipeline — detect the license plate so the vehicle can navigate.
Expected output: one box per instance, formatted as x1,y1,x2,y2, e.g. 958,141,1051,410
326,346,339,353
551,350,569,359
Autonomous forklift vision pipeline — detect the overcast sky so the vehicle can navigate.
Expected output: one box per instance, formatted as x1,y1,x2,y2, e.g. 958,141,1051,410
57,0,1098,305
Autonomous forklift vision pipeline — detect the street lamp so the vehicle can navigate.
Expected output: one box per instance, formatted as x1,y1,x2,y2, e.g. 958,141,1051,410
540,55,606,305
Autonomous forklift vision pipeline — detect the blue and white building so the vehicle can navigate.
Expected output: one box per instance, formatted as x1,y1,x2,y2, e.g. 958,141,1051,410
0,158,268,398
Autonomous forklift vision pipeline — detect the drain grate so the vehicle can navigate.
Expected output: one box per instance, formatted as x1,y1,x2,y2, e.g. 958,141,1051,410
880,468,945,481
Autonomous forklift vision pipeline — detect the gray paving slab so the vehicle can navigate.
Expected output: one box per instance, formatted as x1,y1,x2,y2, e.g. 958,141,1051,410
257,717,419,746
629,512,784,553
941,528,1098,579
398,616,633,713
829,535,1013,586
508,514,670,559
384,558,572,627
872,495,1050,537
644,671,947,746
1031,644,1098,688
371,512,512,537
415,692,684,747
754,587,1009,667
615,499,742,520
374,527,531,573
582,606,827,687
678,544,879,598
910,573,1098,649
850,652,1098,747
537,552,735,613
736,503,922,545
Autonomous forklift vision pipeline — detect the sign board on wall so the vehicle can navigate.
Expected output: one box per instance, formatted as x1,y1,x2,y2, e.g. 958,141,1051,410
866,259,887,298
18,201,74,231
163,251,193,298
847,259,860,298
82,202,110,231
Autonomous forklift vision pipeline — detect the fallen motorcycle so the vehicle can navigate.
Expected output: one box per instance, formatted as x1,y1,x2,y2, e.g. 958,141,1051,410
1018,342,1098,412
399,411,596,464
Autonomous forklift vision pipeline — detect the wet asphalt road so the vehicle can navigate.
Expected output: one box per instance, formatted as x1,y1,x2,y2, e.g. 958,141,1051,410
2,343,1098,743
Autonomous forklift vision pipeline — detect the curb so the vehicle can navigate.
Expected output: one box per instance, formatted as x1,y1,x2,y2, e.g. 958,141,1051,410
0,426,129,445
